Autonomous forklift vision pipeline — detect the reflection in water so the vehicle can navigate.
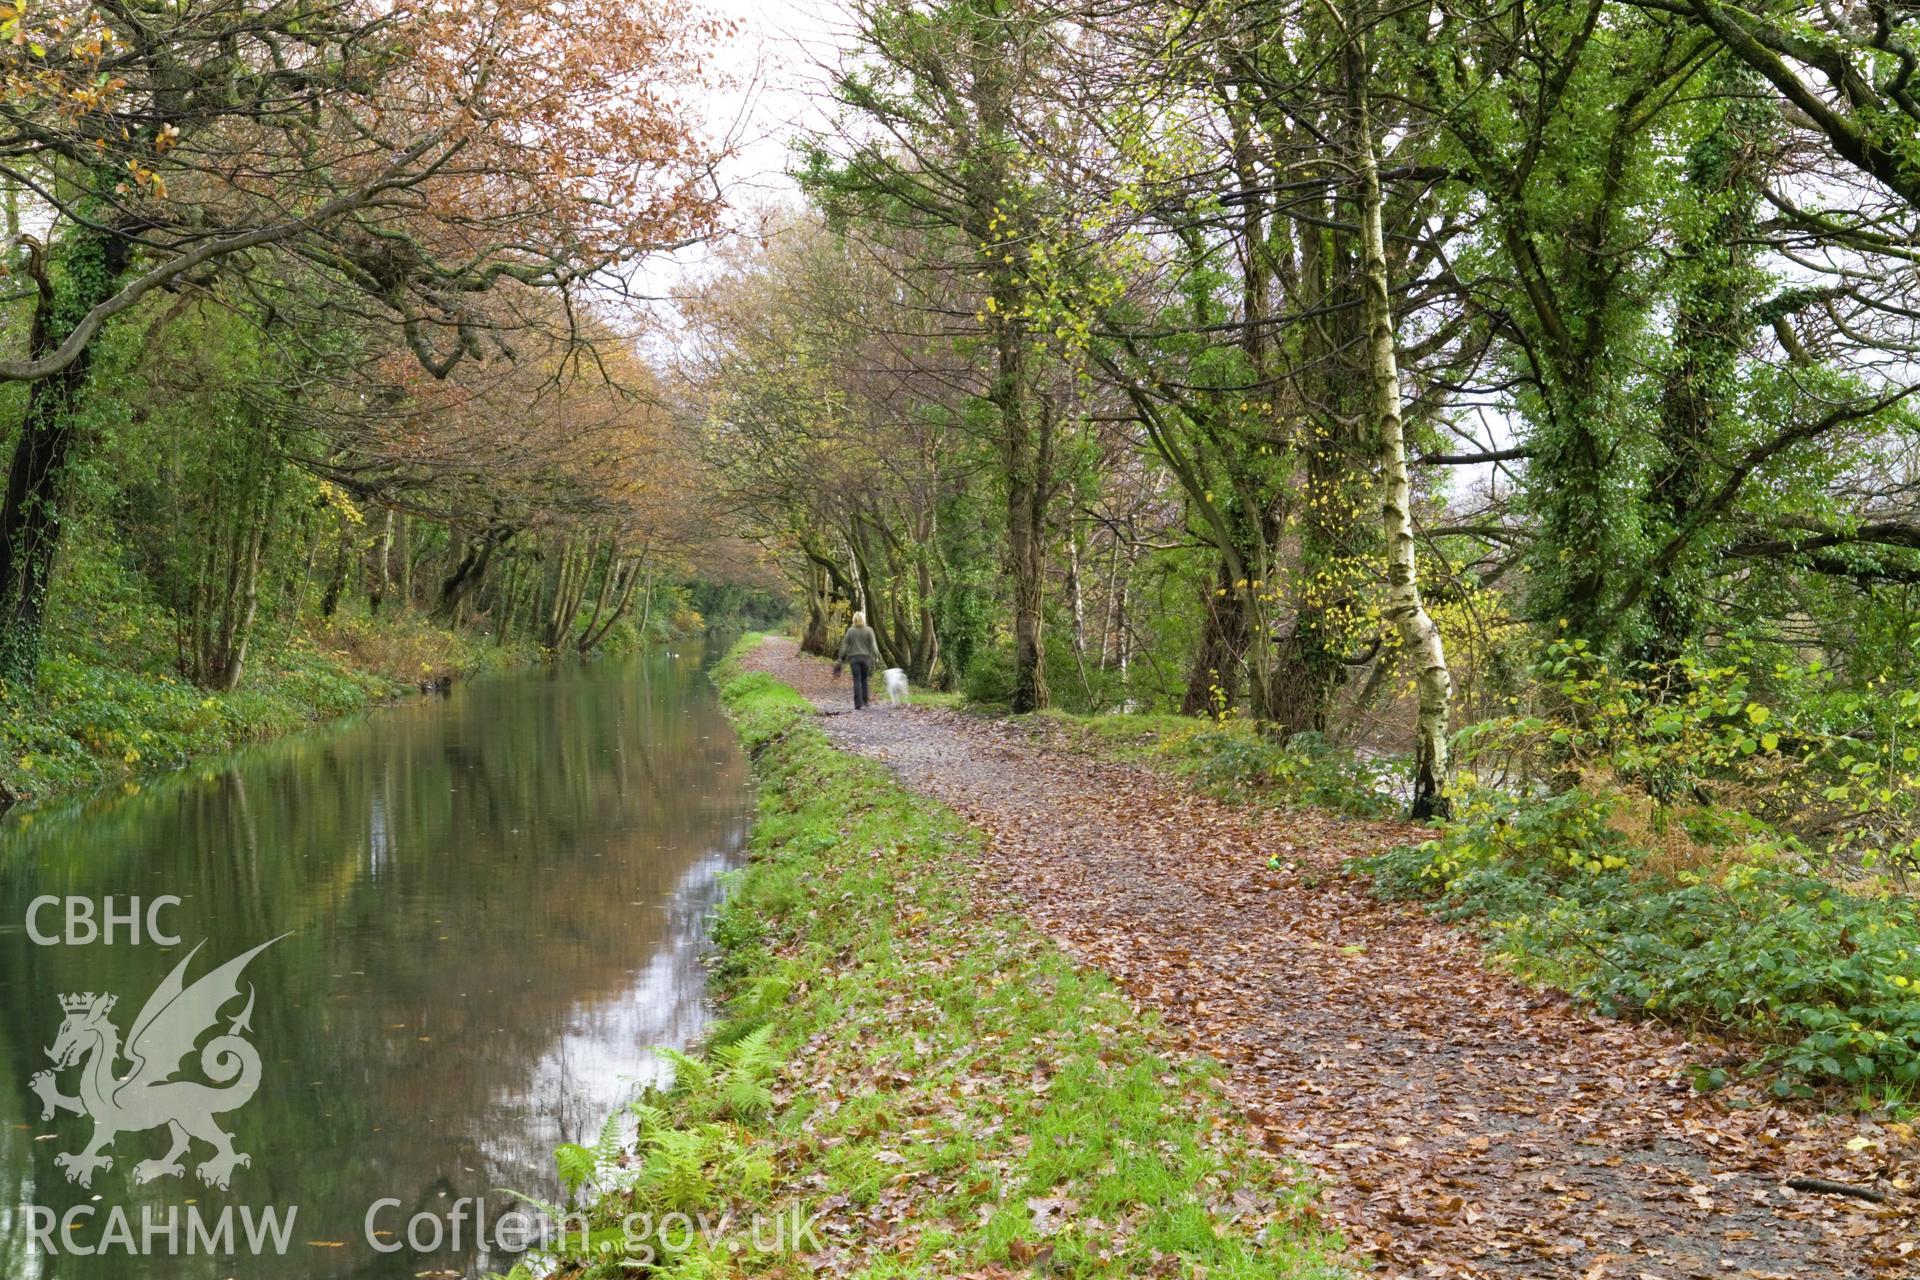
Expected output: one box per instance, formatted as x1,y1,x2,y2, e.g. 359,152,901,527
0,643,750,1278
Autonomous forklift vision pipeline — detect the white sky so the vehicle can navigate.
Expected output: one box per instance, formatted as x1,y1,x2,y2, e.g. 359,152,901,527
626,0,846,319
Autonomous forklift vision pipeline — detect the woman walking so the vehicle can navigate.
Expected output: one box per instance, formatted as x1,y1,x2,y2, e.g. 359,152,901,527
835,611,880,710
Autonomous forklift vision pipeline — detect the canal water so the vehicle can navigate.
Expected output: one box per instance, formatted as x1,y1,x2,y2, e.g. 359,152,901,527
0,643,752,1278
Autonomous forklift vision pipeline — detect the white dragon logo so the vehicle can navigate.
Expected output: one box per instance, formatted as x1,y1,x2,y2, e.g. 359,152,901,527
29,936,284,1190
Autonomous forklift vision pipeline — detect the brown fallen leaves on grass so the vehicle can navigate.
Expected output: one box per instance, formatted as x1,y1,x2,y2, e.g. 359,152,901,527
759,637,1918,1279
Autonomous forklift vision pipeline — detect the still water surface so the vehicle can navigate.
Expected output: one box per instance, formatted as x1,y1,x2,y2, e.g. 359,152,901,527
0,644,751,1278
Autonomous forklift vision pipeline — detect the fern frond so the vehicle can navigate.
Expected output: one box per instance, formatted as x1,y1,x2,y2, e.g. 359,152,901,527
654,1045,714,1093
595,1107,630,1161
656,1246,728,1280
553,1141,597,1196
713,1022,778,1075
640,1126,713,1211
629,1099,669,1141
722,1073,775,1120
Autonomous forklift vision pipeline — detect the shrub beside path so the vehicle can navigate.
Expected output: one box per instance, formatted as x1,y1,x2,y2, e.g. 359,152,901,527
747,636,1915,1278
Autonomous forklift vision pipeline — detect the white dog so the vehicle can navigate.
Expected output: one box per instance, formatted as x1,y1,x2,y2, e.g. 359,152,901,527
883,667,910,705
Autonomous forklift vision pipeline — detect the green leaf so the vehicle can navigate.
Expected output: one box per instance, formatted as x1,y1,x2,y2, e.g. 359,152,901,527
554,1141,596,1195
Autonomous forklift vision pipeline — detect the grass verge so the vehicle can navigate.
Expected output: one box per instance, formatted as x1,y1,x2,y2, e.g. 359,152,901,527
523,637,1349,1279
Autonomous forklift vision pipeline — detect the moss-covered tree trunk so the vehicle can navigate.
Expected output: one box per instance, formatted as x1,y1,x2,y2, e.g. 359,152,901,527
0,225,132,684
1636,69,1768,671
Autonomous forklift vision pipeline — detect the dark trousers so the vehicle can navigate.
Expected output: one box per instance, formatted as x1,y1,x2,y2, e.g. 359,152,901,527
849,657,872,709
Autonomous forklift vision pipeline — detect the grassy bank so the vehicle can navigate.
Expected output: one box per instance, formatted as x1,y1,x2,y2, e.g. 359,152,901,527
0,607,532,811
523,639,1349,1279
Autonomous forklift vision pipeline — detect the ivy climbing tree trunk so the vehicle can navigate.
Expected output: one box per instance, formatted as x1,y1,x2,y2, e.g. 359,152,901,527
0,224,132,684
1269,118,1376,737
1349,21,1454,819
319,523,352,620
802,0,1058,711
1633,63,1769,671
1183,559,1250,716
1001,362,1051,712
980,78,1051,714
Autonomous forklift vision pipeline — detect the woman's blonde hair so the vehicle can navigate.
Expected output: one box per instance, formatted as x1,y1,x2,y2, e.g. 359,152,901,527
852,610,867,627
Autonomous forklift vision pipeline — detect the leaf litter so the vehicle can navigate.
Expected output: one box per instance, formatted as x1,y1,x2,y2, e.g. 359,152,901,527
752,637,1918,1278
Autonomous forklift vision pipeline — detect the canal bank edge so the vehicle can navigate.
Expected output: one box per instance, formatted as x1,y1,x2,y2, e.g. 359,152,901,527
0,614,540,815
526,635,1350,1278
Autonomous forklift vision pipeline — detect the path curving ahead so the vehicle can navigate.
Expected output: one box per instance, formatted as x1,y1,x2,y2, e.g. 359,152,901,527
749,637,1914,1279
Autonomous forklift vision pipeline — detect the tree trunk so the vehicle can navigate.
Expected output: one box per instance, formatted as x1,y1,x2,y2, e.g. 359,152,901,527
1115,543,1136,701
576,540,621,651
1636,65,1766,672
1067,524,1086,658
1350,26,1453,819
185,453,278,691
496,555,521,646
635,567,656,640
969,29,1050,713
0,226,132,683
290,505,321,617
1001,368,1050,712
1098,536,1122,667
319,521,352,620
1183,559,1249,716
579,554,643,654
435,527,508,624
914,543,938,685
800,560,831,655
540,534,591,649
1270,88,1372,739
368,507,395,616
395,513,413,610
848,518,907,667
214,499,269,691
